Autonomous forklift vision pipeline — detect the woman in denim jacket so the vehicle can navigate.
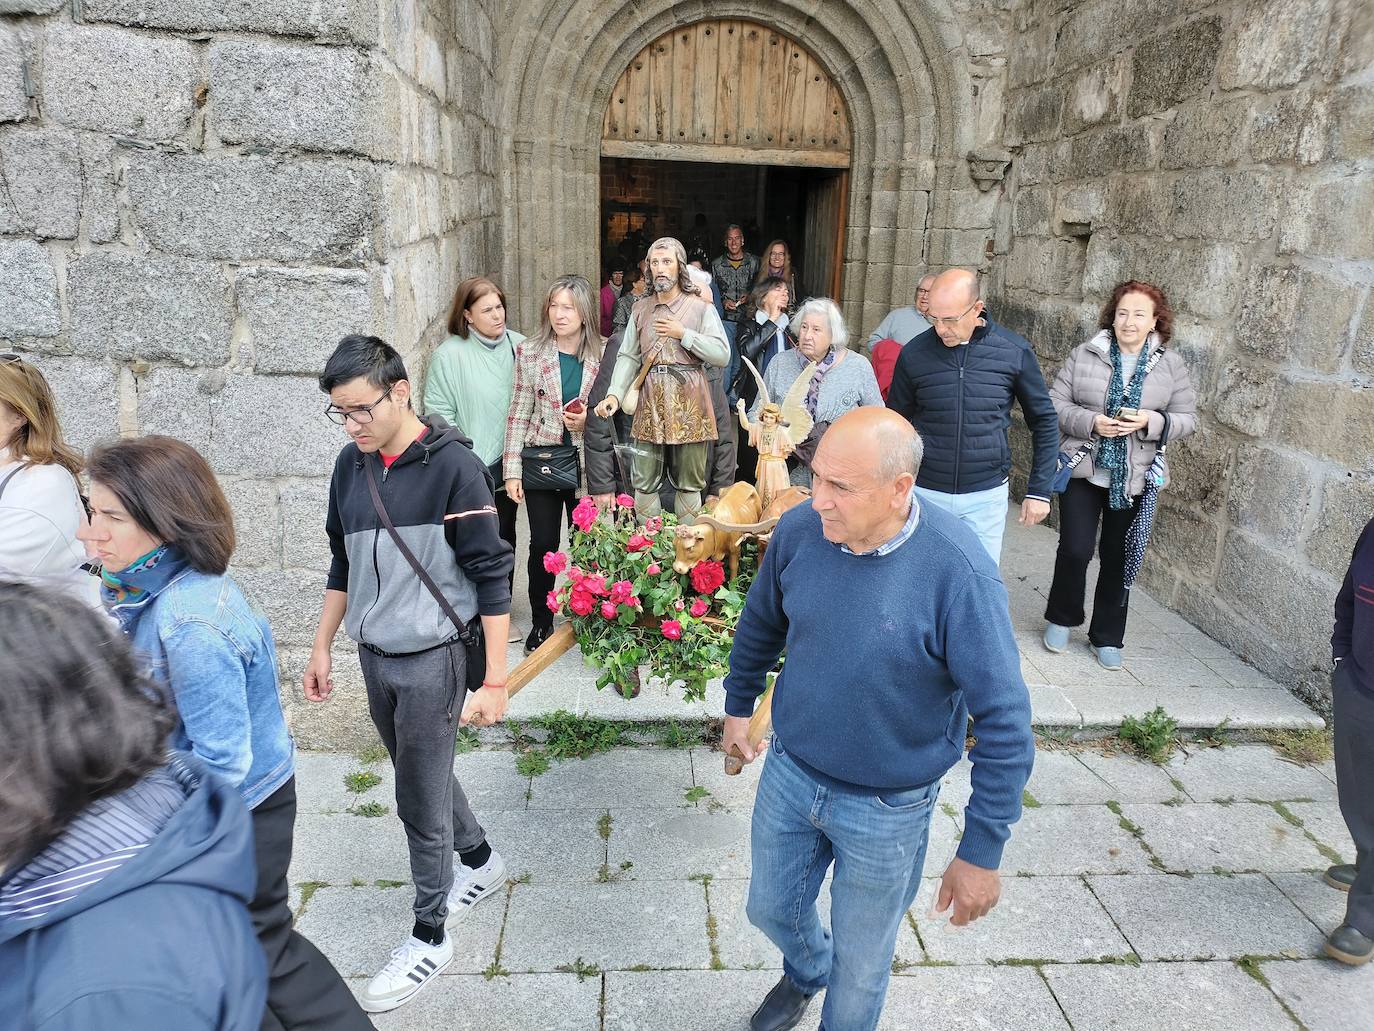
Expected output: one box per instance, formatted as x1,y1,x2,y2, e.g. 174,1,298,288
81,435,371,1031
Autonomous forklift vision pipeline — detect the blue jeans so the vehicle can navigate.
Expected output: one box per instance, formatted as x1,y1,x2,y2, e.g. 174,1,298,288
747,737,939,1031
913,480,1010,564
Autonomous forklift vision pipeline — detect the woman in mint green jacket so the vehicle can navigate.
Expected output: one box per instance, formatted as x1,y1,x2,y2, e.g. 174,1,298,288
425,276,525,595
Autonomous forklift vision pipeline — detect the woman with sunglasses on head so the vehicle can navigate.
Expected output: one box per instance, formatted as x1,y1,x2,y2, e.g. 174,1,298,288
0,353,98,606
80,436,372,1031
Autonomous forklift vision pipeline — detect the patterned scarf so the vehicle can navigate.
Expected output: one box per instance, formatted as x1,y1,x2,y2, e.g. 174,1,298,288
99,544,171,604
804,348,839,418
1098,336,1152,510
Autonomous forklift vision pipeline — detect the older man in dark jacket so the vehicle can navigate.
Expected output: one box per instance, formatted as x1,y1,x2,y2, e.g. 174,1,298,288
886,269,1059,563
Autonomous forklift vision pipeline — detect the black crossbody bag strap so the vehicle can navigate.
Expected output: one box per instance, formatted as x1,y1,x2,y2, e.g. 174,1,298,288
363,457,475,648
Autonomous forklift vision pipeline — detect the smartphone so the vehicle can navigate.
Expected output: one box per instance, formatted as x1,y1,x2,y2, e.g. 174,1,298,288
563,397,586,415
1116,406,1139,418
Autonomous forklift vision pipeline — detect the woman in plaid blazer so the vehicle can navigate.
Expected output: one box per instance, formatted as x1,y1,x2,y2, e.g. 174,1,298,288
503,275,604,652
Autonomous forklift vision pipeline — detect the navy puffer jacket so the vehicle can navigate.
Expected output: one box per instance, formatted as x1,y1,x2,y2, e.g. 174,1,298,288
886,318,1060,499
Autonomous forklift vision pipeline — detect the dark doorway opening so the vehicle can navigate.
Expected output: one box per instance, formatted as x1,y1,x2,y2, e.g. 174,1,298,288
599,157,847,301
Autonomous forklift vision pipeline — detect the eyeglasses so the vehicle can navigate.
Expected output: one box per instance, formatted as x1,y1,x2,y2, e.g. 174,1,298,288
928,301,980,327
1,353,22,364
324,390,392,426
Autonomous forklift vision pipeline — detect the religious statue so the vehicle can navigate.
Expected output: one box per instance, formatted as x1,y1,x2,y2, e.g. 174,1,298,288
735,356,817,512
594,237,730,517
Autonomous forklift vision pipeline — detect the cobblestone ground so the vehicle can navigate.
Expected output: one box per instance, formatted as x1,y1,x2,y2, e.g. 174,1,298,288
289,742,1370,1030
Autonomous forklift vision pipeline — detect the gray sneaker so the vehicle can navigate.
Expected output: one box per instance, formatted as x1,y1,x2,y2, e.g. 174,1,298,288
1325,924,1373,966
1323,864,1357,892
1043,623,1071,654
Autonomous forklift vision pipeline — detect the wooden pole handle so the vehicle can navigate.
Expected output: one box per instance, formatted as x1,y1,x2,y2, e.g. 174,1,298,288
724,682,775,776
504,623,577,699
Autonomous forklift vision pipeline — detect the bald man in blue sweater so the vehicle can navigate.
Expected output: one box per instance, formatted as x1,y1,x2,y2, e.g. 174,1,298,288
724,407,1035,1031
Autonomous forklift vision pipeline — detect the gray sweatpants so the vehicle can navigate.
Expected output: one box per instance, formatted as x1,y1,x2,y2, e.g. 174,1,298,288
358,641,486,927
1333,661,1374,937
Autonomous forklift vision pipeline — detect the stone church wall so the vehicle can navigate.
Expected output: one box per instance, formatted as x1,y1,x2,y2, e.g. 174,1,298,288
989,0,1372,707
0,0,504,746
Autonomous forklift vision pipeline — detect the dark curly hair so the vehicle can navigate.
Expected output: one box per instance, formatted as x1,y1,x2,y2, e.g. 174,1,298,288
0,581,175,867
1098,280,1173,345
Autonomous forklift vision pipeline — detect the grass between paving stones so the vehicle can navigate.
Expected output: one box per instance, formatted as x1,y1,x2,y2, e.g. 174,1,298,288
1270,801,1343,864
555,957,602,981
1260,727,1333,765
344,769,382,793
349,800,389,817
375,879,406,888
454,726,481,755
1105,800,1166,871
482,881,519,980
295,880,327,919
685,786,711,803
1022,789,1041,809
1237,956,1313,1030
689,874,726,970
1118,706,1179,763
356,742,388,765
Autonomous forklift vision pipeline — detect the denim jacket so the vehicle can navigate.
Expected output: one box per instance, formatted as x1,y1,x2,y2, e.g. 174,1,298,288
104,547,295,810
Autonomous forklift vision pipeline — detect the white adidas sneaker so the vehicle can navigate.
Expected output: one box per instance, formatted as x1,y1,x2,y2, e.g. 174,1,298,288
359,933,453,1013
445,849,507,925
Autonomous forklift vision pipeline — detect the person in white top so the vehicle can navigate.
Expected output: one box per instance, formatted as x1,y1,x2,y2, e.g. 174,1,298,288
0,353,99,606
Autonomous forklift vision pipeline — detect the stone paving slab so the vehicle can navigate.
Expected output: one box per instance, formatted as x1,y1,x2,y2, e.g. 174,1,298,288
707,876,924,971
1164,745,1338,802
607,807,752,881
480,809,610,883
1261,959,1374,1031
1042,961,1300,1031
911,875,1133,964
1025,682,1084,726
452,751,537,811
1076,748,1189,802
294,752,396,813
687,746,765,810
1086,873,1320,960
288,811,412,884
999,803,1157,875
884,966,1072,1030
1122,802,1333,873
1023,749,1128,804
295,884,504,977
500,880,712,972
603,970,783,1031
527,750,695,809
348,972,602,1030
1268,871,1349,935
1287,801,1357,862
1059,684,1324,729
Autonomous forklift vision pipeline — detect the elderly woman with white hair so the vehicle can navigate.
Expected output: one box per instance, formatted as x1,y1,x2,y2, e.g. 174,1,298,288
748,298,883,487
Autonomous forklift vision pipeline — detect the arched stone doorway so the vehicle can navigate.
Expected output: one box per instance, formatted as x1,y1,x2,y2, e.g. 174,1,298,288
497,0,982,334
600,19,852,299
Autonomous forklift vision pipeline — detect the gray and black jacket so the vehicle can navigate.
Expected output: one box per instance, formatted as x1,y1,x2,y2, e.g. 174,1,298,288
325,415,514,655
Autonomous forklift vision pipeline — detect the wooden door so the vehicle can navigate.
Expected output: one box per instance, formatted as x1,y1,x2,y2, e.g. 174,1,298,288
802,171,849,300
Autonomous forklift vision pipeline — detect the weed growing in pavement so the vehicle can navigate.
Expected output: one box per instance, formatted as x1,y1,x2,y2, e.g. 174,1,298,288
531,710,624,759
1119,706,1179,763
375,879,406,888
597,812,613,840
1022,789,1041,809
349,800,389,817
556,958,601,982
685,786,710,803
1261,727,1333,765
454,726,481,755
344,770,382,793
515,749,551,777
356,742,388,765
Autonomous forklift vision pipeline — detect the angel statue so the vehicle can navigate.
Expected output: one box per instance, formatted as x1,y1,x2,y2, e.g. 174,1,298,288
735,356,818,511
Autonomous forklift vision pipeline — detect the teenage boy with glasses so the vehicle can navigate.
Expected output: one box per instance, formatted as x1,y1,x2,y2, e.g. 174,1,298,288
307,335,515,1014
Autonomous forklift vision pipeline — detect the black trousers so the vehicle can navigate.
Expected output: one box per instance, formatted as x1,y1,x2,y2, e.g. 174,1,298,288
250,778,374,1031
1334,662,1374,937
526,487,576,630
1044,478,1140,649
489,462,519,593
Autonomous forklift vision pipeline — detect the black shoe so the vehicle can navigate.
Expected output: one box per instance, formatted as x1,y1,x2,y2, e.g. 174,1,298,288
750,976,816,1031
1323,864,1357,892
1324,923,1374,966
524,625,550,654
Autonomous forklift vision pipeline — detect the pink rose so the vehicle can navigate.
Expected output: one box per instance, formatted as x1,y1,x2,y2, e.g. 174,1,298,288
626,533,653,553
646,562,662,575
542,551,568,574
568,587,596,617
600,601,618,620
581,573,608,596
627,595,641,609
616,493,635,509
571,497,599,533
689,598,710,618
673,599,685,612
567,566,585,584
645,517,663,534
609,580,635,605
660,619,683,640
546,590,562,614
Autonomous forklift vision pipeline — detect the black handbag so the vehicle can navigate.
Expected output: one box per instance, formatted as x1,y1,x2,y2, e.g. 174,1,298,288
521,443,580,492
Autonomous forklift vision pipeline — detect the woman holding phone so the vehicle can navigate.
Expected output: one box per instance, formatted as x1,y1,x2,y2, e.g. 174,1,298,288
503,275,604,652
1042,280,1197,669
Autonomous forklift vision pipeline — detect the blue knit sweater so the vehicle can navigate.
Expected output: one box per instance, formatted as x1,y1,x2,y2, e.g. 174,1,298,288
724,502,1035,869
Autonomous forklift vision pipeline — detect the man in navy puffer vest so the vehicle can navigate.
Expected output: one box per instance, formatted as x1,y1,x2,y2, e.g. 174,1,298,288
886,268,1059,563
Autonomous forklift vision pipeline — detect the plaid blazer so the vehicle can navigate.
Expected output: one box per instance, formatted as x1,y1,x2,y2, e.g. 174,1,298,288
503,336,602,490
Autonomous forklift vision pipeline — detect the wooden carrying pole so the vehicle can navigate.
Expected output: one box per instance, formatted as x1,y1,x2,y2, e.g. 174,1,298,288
724,682,774,775
505,623,578,699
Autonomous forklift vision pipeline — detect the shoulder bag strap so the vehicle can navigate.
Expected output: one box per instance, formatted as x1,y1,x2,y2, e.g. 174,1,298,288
0,463,25,502
364,458,475,648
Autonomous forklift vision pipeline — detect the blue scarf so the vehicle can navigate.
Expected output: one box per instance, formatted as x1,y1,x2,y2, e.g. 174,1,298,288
99,544,180,606
1098,337,1152,510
